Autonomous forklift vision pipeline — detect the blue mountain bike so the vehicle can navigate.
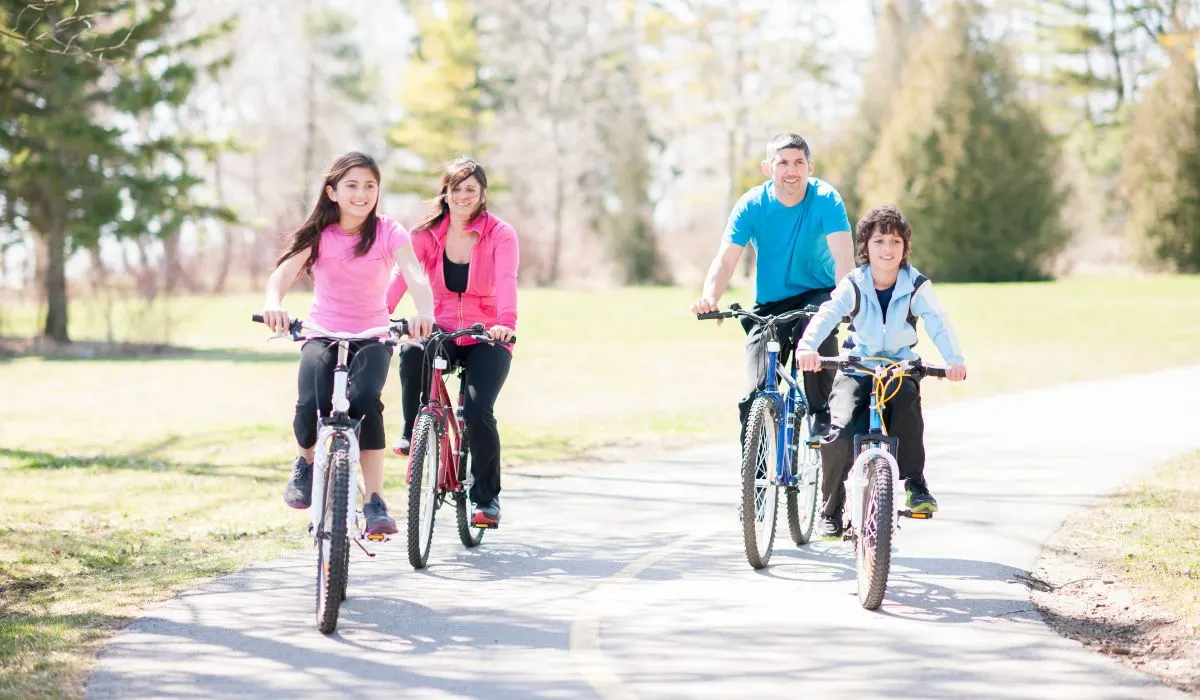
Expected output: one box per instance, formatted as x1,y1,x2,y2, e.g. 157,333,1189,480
698,303,822,569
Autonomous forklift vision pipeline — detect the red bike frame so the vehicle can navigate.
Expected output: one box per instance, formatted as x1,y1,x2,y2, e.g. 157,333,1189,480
410,357,469,497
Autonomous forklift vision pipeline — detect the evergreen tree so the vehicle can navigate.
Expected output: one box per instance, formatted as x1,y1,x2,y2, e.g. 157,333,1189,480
0,0,234,342
859,2,1067,282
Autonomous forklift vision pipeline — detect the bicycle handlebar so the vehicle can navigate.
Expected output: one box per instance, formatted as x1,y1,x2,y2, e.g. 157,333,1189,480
817,355,947,379
695,302,820,327
388,320,517,348
251,314,408,344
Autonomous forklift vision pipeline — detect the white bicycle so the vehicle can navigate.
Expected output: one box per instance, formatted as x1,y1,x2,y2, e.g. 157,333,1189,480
816,355,948,610
253,313,408,633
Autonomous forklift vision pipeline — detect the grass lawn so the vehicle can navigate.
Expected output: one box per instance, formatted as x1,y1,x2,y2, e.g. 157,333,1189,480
1,275,1199,697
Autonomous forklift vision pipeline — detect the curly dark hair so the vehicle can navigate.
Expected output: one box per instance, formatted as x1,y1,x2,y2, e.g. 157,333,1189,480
855,204,912,265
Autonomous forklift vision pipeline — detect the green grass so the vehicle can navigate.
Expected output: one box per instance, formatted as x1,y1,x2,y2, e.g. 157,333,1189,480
1107,451,1200,623
1,275,1200,697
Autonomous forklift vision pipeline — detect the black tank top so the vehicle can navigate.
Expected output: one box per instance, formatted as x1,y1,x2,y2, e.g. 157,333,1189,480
443,251,469,294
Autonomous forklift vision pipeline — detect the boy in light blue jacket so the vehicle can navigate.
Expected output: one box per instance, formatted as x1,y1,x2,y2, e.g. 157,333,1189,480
795,204,968,538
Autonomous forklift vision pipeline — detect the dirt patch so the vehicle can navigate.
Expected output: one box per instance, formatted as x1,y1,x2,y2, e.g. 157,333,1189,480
1031,521,1200,694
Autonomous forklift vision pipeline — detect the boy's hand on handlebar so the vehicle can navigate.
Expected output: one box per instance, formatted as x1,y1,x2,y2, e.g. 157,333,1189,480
408,314,435,339
795,349,822,372
261,307,290,334
691,296,722,325
487,325,515,343
946,363,967,382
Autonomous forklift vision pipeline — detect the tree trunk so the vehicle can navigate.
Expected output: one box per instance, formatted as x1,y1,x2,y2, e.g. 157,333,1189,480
42,223,69,343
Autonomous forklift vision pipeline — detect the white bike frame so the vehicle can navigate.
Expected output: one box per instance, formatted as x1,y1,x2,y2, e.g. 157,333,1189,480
846,445,899,538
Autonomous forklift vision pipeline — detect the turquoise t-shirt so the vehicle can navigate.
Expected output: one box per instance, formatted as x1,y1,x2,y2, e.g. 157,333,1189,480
723,177,851,304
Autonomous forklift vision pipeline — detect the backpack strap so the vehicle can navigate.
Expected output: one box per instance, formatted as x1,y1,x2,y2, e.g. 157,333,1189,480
842,279,862,351
906,274,930,344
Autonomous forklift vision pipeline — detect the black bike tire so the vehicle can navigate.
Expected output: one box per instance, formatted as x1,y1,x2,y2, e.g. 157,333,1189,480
857,455,894,610
406,414,439,569
316,439,350,634
786,413,820,545
455,431,485,548
741,396,778,569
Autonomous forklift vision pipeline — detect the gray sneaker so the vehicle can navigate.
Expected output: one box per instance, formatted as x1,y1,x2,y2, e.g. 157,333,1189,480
283,456,312,509
817,510,844,539
363,493,399,535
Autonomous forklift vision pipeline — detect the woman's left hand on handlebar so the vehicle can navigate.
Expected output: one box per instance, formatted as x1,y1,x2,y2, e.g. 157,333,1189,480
488,325,514,343
946,363,967,382
408,314,435,339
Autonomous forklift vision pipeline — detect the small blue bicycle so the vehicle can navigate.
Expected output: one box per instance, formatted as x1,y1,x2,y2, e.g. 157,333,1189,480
698,303,823,569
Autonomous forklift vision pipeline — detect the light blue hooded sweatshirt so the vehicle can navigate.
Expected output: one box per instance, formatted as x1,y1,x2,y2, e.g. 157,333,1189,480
796,264,964,367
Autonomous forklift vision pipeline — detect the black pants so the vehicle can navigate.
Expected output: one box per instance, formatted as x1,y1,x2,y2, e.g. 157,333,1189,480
399,341,511,506
295,340,393,451
739,289,839,442
819,372,926,517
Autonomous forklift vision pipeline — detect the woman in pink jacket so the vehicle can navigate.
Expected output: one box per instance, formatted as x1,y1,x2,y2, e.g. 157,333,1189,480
387,157,519,527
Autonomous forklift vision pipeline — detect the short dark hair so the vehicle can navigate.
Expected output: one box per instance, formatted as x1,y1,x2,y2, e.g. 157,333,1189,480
765,133,811,161
855,204,912,265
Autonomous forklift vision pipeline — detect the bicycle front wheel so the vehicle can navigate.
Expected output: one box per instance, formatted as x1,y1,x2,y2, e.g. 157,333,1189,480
406,413,440,569
786,412,821,545
741,396,779,569
316,437,350,634
857,455,894,610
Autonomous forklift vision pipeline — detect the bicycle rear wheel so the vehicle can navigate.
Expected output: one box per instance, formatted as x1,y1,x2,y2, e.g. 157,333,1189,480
786,412,821,545
857,455,894,610
316,438,350,634
455,433,485,548
741,396,778,569
406,413,440,569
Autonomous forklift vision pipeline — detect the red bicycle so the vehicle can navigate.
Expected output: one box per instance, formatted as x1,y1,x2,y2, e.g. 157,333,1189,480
401,323,515,569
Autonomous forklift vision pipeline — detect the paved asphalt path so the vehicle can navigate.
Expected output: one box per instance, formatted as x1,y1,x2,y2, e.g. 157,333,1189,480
87,366,1200,699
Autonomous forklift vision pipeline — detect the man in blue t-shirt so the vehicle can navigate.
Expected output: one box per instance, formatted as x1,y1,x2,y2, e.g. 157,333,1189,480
692,133,854,443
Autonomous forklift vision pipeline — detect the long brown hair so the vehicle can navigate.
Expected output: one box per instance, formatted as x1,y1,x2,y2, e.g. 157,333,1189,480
413,156,489,233
277,152,383,275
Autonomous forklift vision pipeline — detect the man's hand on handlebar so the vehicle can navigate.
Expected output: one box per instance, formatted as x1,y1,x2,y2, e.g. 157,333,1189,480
691,296,722,325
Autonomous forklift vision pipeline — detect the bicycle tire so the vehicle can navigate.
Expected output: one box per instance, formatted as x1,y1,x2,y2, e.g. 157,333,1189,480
406,413,439,569
741,396,778,569
455,433,485,548
786,413,820,545
857,455,894,610
316,438,350,634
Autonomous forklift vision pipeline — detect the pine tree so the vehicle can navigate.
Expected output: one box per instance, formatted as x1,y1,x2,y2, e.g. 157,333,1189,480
859,2,1067,282
0,0,235,342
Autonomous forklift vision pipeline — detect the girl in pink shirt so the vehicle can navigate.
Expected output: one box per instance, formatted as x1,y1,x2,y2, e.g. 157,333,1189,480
261,152,435,535
387,157,519,527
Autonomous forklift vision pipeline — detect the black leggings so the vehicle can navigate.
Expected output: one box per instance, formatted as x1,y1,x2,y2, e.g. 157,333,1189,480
819,373,925,517
399,341,511,506
295,340,393,451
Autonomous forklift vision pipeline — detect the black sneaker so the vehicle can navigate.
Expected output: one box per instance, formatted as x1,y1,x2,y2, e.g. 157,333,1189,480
905,477,938,514
283,456,312,509
817,510,843,539
472,498,500,528
363,493,399,535
808,412,831,445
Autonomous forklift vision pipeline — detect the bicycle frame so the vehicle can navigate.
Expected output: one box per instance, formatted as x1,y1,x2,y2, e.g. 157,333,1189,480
414,353,469,498
309,339,366,542
845,385,902,538
759,336,812,489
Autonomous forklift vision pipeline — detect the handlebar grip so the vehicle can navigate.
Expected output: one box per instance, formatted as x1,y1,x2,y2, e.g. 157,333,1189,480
923,366,947,378
819,358,842,369
251,313,265,323
696,311,730,320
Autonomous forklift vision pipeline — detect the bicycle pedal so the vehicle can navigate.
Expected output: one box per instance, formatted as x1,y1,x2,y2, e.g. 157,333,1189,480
365,532,388,542
899,509,933,519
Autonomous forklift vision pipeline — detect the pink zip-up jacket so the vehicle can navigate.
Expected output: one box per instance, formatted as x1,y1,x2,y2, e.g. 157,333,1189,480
386,211,519,346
